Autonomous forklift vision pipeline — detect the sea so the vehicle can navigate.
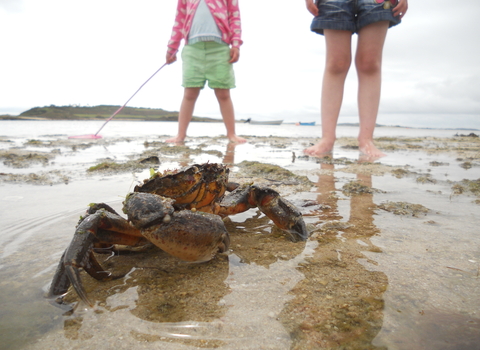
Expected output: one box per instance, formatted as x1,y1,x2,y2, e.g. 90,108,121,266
0,114,479,141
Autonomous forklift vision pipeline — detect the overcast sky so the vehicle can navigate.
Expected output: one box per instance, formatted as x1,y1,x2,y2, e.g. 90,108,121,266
1,0,479,126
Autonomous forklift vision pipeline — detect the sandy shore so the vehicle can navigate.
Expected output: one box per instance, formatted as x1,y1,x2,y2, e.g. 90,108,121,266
0,133,479,350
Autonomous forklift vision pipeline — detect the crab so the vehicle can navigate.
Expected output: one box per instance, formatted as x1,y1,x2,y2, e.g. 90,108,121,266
48,163,308,306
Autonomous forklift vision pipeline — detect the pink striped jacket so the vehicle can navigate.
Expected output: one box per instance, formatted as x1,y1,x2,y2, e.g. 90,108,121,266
167,0,242,55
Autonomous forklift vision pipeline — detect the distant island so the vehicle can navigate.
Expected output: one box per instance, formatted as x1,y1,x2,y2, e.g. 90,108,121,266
0,105,221,122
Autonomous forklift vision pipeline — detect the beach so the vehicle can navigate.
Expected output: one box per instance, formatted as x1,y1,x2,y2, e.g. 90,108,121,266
0,120,479,350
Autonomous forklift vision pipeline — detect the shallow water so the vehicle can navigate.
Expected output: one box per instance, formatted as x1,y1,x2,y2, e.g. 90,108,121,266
1,119,475,139
0,121,479,349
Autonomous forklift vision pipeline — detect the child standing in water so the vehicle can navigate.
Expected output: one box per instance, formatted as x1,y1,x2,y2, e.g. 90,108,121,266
165,0,246,144
304,0,408,158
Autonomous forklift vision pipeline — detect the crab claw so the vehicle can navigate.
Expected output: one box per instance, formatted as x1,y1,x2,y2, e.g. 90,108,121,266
48,213,110,306
220,185,309,242
252,187,309,242
48,250,70,299
64,259,92,307
49,209,147,306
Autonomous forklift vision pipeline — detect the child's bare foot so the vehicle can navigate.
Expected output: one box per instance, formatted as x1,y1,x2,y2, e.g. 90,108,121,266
303,139,334,156
358,140,386,158
228,135,247,144
165,135,185,143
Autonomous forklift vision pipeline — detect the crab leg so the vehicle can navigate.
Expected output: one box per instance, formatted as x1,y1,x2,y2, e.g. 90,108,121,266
219,185,309,242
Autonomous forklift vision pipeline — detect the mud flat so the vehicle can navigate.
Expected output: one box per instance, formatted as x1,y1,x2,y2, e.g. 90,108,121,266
0,133,479,350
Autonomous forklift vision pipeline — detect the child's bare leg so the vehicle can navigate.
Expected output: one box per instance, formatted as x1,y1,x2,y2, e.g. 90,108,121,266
166,87,201,143
355,21,389,158
304,30,352,156
214,88,246,144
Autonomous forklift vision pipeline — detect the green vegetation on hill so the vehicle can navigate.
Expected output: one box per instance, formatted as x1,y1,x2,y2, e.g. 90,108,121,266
2,105,219,122
20,105,179,121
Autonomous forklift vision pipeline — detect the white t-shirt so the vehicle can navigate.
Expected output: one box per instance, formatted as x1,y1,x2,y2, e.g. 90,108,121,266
188,0,225,45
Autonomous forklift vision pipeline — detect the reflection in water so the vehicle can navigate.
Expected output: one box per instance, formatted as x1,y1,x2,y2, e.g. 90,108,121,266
222,142,238,166
278,159,388,349
314,163,342,222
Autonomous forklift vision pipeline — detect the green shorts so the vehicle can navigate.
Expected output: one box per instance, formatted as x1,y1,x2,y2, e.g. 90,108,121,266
182,41,235,89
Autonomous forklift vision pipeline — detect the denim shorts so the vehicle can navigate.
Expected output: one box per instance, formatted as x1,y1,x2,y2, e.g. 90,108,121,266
182,41,235,89
311,0,401,35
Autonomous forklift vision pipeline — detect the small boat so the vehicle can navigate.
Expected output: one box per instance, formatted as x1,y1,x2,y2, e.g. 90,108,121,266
296,121,316,126
245,118,283,125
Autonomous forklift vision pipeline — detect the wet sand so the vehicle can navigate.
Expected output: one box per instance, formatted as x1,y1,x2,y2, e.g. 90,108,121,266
0,133,479,350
